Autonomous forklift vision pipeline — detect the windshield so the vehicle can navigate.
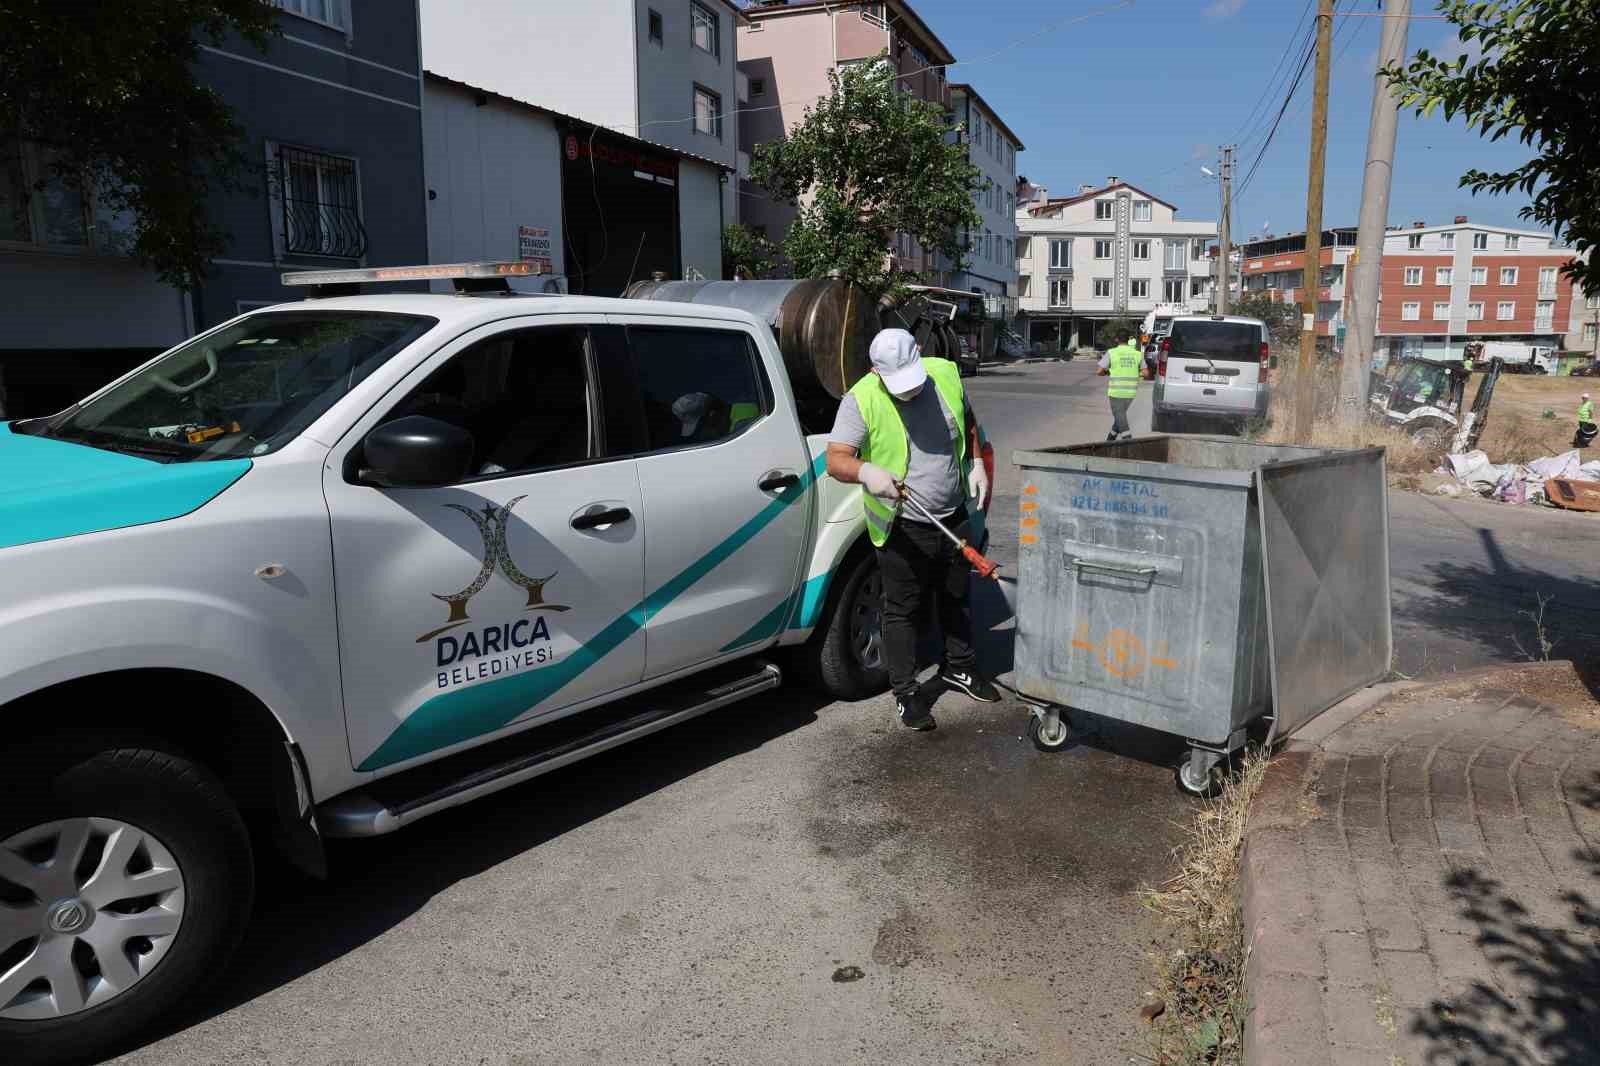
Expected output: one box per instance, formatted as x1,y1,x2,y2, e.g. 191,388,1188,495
1168,321,1262,362
30,311,436,462
1393,361,1449,400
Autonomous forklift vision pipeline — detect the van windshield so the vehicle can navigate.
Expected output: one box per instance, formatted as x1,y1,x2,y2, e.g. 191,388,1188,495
1169,321,1261,363
26,311,436,462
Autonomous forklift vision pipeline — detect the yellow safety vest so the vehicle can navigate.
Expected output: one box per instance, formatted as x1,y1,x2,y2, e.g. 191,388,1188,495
849,358,969,548
1580,400,1594,423
1106,345,1142,399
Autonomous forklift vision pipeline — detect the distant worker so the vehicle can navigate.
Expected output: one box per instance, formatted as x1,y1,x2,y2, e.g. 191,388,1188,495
1576,392,1596,449
1097,333,1147,441
826,328,997,733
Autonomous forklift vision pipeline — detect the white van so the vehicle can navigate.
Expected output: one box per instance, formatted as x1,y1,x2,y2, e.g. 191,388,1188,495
1150,314,1273,433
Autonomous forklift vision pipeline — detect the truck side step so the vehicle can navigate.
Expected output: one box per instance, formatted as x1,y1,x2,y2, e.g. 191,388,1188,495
318,660,782,837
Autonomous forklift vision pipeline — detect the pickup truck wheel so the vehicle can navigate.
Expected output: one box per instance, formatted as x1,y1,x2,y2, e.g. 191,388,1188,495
0,736,253,1066
807,551,890,701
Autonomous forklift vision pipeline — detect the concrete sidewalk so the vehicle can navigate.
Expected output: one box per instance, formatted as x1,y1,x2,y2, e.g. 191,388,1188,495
1242,663,1600,1066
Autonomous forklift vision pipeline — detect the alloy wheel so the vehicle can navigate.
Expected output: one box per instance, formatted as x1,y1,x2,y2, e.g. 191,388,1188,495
0,818,186,1020
850,570,884,673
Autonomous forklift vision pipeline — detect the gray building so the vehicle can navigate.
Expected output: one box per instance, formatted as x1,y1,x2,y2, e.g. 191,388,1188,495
0,0,428,417
942,83,1023,305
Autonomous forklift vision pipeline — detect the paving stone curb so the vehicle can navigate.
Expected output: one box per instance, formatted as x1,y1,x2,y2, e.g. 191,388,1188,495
1242,662,1600,1066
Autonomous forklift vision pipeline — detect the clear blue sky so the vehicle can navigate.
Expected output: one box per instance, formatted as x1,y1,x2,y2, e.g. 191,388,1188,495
909,0,1540,240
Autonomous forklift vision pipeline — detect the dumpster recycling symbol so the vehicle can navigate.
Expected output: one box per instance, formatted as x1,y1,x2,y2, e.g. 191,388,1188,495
1072,622,1178,680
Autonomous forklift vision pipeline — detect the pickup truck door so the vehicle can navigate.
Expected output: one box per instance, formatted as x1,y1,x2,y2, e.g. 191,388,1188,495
323,319,648,773
607,316,813,679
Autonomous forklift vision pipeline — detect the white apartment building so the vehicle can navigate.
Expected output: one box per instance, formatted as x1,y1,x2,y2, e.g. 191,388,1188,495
1015,178,1217,352
943,83,1023,304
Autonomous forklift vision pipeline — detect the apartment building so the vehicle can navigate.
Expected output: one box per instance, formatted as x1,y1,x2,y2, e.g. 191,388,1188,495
420,0,740,285
0,0,429,419
1241,217,1582,362
737,0,955,277
943,83,1023,304
1015,178,1217,353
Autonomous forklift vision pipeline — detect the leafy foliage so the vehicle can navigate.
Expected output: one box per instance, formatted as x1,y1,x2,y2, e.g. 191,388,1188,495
0,0,280,288
1231,292,1302,349
721,223,779,280
750,58,982,298
1385,0,1600,295
1095,315,1143,349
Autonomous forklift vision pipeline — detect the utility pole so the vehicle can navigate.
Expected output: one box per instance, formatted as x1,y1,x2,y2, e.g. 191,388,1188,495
1340,0,1410,422
1293,0,1335,441
1216,145,1234,315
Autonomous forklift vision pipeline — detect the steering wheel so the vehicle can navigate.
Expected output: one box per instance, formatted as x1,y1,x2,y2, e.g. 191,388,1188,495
150,346,220,395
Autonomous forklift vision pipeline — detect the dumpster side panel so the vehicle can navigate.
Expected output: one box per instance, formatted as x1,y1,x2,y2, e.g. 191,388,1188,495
1256,450,1392,740
1013,466,1250,744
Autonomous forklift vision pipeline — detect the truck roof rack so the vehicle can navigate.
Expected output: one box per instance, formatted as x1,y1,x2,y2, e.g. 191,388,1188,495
281,261,549,298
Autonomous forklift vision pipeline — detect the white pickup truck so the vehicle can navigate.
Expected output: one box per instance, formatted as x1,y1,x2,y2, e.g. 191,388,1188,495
0,262,990,1062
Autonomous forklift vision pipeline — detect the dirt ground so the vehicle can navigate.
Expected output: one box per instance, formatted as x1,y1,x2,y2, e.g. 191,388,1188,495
1381,659,1600,731
1474,372,1596,462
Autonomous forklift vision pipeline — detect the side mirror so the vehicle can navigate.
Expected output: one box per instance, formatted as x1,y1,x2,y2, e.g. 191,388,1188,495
1269,355,1279,369
359,415,474,487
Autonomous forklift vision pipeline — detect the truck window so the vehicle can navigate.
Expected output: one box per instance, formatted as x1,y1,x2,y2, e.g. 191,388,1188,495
625,327,772,451
379,326,599,479
1168,321,1261,362
27,312,435,461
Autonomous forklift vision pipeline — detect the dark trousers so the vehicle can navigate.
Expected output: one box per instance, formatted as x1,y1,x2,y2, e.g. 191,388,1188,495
1108,395,1133,436
1576,421,1597,448
876,508,977,699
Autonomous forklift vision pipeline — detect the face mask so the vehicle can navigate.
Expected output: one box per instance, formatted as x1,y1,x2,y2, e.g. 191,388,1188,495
892,384,925,402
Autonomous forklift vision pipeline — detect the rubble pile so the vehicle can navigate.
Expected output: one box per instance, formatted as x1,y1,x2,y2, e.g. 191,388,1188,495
1439,448,1600,507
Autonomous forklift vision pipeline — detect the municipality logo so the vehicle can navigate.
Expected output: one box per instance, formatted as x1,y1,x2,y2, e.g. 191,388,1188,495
418,495,570,643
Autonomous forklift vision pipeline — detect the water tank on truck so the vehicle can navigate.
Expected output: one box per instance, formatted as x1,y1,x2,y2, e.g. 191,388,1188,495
622,278,879,433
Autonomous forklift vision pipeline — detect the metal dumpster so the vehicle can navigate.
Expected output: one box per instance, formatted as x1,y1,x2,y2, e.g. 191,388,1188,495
1011,435,1392,795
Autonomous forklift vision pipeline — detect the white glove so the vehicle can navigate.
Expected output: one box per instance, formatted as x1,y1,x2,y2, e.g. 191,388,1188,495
968,461,990,510
857,462,901,501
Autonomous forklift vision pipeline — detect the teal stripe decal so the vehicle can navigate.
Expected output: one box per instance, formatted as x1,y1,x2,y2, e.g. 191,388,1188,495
788,570,833,631
0,424,251,550
358,452,829,771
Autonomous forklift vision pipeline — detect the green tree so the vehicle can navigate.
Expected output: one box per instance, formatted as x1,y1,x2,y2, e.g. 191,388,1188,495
1232,292,1302,349
1386,0,1600,295
750,58,982,298
721,223,779,280
0,0,280,288
1095,316,1143,350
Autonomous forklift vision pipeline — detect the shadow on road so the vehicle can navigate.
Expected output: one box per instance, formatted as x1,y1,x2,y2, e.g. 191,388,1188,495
104,688,831,1063
1393,528,1600,689
1410,778,1600,1062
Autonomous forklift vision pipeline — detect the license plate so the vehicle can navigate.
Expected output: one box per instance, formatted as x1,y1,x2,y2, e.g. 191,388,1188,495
1190,373,1229,385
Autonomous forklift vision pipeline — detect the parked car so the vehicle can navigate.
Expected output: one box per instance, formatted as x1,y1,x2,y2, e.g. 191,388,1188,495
1150,315,1274,434
0,261,1000,1063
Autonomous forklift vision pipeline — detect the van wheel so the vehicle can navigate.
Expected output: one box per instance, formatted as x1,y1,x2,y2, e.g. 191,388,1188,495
804,551,890,701
0,734,254,1066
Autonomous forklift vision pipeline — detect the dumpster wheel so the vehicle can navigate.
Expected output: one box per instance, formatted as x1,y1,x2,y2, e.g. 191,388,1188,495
1175,754,1225,799
1027,707,1071,752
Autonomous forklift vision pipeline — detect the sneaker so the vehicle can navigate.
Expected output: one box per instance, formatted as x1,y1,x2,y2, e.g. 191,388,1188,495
1105,431,1119,442
896,691,936,731
1119,431,1134,441
938,666,1002,703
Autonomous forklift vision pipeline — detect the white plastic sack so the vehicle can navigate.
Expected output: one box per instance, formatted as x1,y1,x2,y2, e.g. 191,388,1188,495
1527,450,1583,481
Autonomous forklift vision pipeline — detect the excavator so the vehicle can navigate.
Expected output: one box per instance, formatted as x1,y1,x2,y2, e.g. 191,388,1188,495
1367,355,1503,453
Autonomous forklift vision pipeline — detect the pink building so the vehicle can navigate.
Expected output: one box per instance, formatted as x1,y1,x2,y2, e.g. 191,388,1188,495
736,0,956,276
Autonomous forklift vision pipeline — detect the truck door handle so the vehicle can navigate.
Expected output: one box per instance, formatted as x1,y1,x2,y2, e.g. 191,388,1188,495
757,471,801,492
571,506,632,530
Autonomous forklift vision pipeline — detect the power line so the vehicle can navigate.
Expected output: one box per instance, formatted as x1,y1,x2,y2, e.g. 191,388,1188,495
1230,0,1317,149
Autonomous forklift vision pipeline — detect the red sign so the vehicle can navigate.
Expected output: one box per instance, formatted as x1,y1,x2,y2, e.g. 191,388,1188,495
563,134,676,180
565,135,578,161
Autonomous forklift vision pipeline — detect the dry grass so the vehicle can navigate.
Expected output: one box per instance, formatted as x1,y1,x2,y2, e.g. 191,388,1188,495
1139,751,1271,1065
1253,417,1434,476
1479,373,1594,460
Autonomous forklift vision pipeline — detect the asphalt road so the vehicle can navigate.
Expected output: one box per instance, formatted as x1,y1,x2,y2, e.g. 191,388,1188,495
109,357,1599,1066
110,361,1195,1065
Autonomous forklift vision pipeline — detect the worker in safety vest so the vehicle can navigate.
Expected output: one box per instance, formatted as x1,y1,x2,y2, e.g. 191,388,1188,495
1576,392,1596,449
825,328,997,732
1097,334,1147,441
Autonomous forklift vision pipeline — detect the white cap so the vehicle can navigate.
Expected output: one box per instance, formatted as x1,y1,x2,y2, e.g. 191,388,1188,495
869,328,927,394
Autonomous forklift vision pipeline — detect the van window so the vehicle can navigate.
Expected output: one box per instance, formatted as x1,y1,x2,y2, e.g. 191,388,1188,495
626,326,772,451
1168,321,1262,363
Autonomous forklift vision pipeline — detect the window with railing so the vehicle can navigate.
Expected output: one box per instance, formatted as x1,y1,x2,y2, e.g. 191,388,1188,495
271,144,366,260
